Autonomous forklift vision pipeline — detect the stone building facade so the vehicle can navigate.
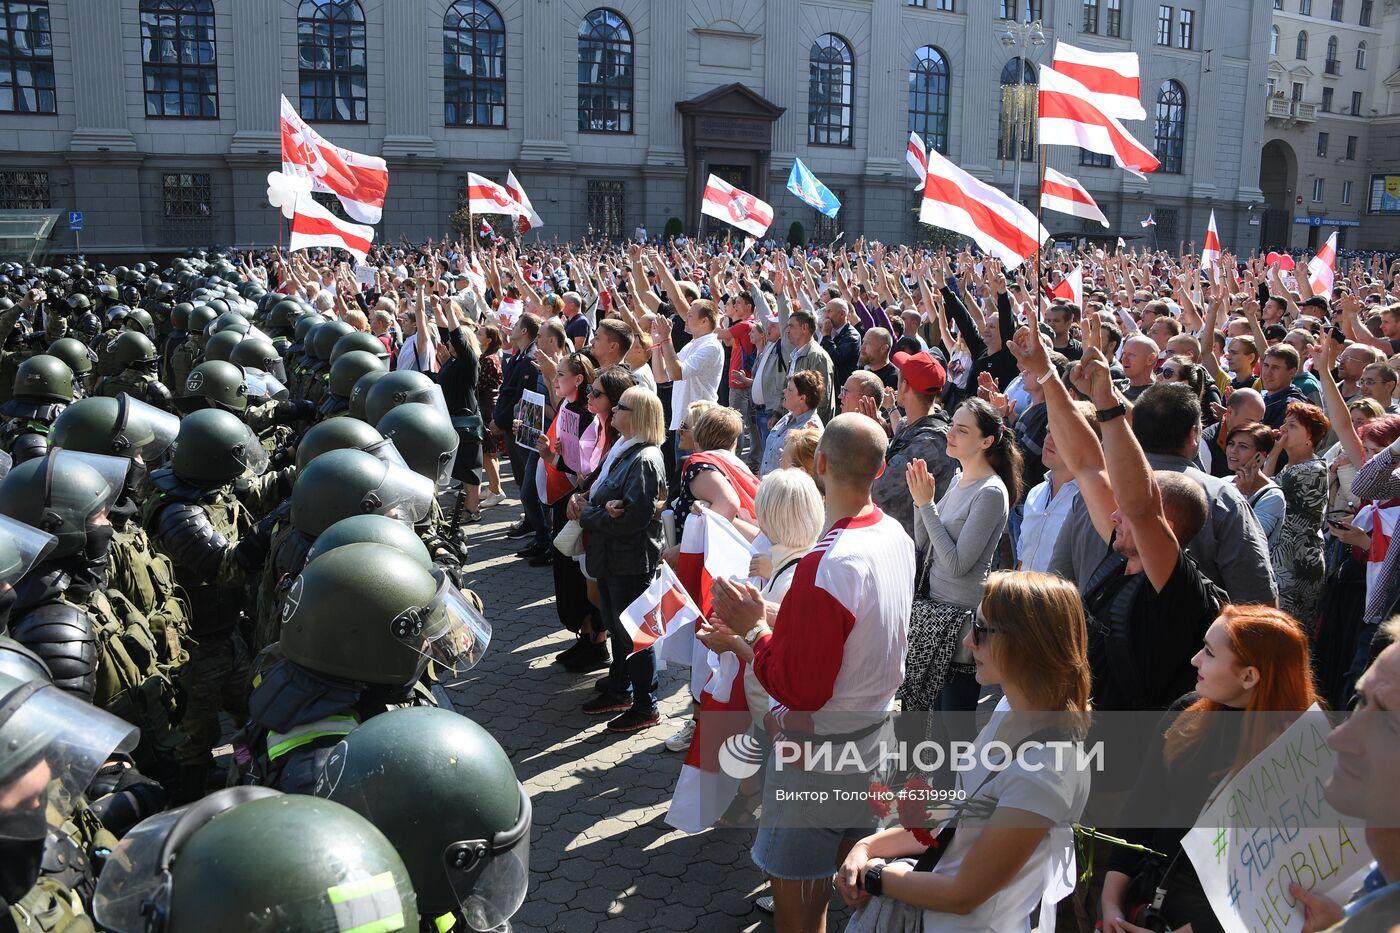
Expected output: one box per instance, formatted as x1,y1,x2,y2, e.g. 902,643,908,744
0,0,1272,256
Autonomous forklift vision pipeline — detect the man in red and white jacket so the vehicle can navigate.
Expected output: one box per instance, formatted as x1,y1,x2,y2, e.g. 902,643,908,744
711,413,914,933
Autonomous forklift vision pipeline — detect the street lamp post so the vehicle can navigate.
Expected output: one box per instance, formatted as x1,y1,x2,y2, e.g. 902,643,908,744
999,18,1047,205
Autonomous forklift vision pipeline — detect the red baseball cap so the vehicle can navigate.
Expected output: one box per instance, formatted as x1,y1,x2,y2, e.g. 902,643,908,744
892,351,947,394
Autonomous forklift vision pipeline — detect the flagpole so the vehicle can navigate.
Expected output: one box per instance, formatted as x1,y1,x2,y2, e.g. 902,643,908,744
1033,142,1047,303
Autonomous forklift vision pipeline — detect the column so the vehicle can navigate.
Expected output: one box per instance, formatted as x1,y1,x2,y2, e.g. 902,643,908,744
519,0,570,161
229,0,282,153
382,0,435,156
645,0,685,164
763,0,799,160
956,12,998,176
68,0,135,150
863,0,902,174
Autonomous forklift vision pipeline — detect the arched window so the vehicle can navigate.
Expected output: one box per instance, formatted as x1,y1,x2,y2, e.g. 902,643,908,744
0,0,55,114
1154,79,1186,174
1295,30,1308,60
1270,25,1279,55
444,0,505,127
577,8,632,133
1356,41,1366,69
139,0,216,118
1326,34,1338,65
809,33,853,146
297,0,367,122
908,45,950,155
997,57,1036,162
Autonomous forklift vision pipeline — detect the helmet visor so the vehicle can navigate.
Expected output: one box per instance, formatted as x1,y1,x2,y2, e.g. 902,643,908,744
115,394,180,462
366,437,409,472
0,515,58,587
47,449,128,526
0,680,138,841
243,367,289,402
447,785,531,931
421,384,451,421
0,448,10,480
232,422,271,477
368,461,433,526
390,578,492,681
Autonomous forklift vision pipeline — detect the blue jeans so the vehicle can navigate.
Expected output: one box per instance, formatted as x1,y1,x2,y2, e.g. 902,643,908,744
600,571,659,709
518,452,550,548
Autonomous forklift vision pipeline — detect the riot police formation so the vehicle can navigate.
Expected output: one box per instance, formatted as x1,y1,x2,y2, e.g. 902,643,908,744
0,254,521,932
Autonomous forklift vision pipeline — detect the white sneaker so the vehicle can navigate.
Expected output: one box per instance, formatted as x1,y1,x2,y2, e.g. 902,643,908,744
664,718,696,752
480,491,506,508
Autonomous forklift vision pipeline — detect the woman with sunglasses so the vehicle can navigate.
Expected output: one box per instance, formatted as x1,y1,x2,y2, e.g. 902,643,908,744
1155,355,1210,417
837,571,1091,932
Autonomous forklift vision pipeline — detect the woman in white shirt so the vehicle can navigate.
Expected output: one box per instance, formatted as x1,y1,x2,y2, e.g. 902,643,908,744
837,571,1092,933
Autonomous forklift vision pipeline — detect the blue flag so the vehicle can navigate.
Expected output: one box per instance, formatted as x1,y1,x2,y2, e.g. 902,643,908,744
786,158,841,219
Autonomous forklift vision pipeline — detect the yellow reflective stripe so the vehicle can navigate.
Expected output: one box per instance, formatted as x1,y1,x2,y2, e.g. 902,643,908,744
266,715,356,760
327,871,405,933
434,913,457,932
327,872,396,905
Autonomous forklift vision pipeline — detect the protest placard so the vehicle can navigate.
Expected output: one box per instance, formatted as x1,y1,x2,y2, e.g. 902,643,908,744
514,389,545,453
1182,706,1371,933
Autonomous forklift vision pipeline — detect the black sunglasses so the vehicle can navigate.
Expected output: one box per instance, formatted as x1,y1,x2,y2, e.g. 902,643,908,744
588,387,605,398
1160,368,1179,379
971,612,999,647
615,403,632,412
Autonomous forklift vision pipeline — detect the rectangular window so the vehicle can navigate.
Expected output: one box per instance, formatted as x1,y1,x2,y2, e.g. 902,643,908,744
1321,87,1334,111
1177,9,1194,48
933,0,954,7
1274,0,1282,7
1360,0,1372,25
1106,0,1122,35
1080,149,1113,167
1024,0,1042,19
1291,81,1303,100
1153,208,1179,242
1,0,57,113
905,0,926,6
1267,77,1277,97
1331,0,1343,20
161,172,211,220
1342,180,1352,204
586,180,625,239
1351,91,1363,114
0,169,50,208
1157,6,1173,45
1312,177,1324,202
140,1,218,118
1299,0,1311,12
1000,0,1016,17
1083,0,1099,32
1317,132,1329,156
1346,135,1357,159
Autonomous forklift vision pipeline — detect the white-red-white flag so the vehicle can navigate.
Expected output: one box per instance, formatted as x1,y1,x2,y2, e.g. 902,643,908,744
288,191,375,264
505,171,544,233
618,562,702,656
701,174,773,238
1201,211,1223,278
1041,167,1109,228
907,131,928,190
1051,41,1146,122
1037,65,1160,177
919,148,1049,270
1050,264,1085,307
279,95,388,225
465,173,526,217
1308,231,1338,296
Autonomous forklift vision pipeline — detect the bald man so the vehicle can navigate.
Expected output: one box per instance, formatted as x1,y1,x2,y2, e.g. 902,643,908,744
708,414,914,933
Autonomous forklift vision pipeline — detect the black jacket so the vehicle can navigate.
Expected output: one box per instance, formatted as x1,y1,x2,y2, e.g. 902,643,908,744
492,347,537,434
580,443,666,579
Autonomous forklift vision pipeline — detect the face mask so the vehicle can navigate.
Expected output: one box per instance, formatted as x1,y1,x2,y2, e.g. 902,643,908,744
0,836,44,903
85,524,115,564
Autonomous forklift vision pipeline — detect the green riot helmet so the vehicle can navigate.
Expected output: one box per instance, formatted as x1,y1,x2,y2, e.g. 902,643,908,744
156,282,177,301
105,303,131,325
186,303,218,336
65,293,91,314
305,514,433,573
282,543,489,684
376,402,459,491
170,408,269,487
111,266,129,282
229,336,286,383
94,789,417,933
293,312,327,345
309,320,355,362
0,450,128,558
204,296,231,318
267,298,305,331
170,302,193,330
208,311,250,337
348,370,388,421
109,330,159,366
47,337,95,376
11,354,75,403
177,360,250,413
123,307,154,336
290,448,432,536
329,350,387,399
363,369,445,427
315,708,530,928
294,418,398,471
50,395,180,463
203,329,242,363
330,331,389,364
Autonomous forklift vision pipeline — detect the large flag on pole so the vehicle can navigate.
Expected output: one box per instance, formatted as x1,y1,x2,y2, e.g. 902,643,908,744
279,95,389,225
906,131,928,189
786,158,841,218
1037,65,1160,177
505,171,544,233
701,174,774,238
465,173,527,217
1040,167,1109,227
288,191,374,263
919,148,1049,270
1201,210,1223,277
1308,231,1338,295
1050,41,1146,121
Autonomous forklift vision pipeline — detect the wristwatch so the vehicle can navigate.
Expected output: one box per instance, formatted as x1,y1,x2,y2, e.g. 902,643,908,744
742,623,770,646
864,864,884,898
1095,402,1127,423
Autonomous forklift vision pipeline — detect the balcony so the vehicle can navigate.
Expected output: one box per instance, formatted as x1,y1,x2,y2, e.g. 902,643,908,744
1324,59,1341,76
1293,101,1318,121
1266,96,1294,119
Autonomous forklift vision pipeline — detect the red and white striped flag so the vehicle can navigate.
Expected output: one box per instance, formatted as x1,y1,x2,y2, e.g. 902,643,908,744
1041,167,1109,228
465,172,527,217
1308,231,1338,296
701,174,773,239
1051,41,1146,122
279,95,388,225
619,562,702,656
907,131,928,190
1049,264,1084,307
1201,210,1223,277
505,171,544,233
1038,65,1160,178
919,148,1048,270
288,191,374,264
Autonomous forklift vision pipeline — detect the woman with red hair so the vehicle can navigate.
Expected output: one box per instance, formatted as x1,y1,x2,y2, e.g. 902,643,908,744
1264,401,1332,628
1101,605,1321,933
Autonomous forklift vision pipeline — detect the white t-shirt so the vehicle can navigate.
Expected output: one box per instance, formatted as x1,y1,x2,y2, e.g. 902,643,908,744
396,333,438,374
668,332,724,430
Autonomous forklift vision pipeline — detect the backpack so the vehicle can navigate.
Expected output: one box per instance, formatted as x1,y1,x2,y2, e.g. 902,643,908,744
107,524,191,668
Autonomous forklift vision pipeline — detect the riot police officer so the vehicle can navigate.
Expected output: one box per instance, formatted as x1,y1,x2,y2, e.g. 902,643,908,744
321,349,386,419
96,332,172,411
0,355,74,466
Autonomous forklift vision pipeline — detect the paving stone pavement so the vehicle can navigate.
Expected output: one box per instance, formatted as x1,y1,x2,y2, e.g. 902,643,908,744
446,490,856,933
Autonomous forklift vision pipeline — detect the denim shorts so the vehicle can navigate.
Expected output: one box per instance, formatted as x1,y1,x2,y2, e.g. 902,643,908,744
750,756,877,881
